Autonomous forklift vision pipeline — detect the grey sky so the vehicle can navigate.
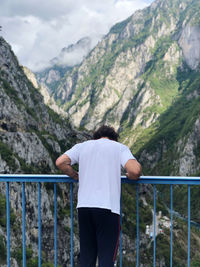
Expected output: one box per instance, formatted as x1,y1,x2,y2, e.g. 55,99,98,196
0,0,154,71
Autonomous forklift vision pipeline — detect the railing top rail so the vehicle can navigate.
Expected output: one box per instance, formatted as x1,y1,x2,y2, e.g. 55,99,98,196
0,174,200,184
122,176,200,185
0,174,76,183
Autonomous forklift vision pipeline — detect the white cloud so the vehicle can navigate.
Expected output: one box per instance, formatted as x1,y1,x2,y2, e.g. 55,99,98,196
0,0,153,71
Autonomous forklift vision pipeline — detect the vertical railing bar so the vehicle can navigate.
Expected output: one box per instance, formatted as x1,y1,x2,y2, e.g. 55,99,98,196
38,182,41,267
136,184,139,267
6,182,10,267
22,182,26,267
188,185,190,267
70,183,74,267
120,189,122,267
170,184,173,267
54,183,57,267
153,185,156,267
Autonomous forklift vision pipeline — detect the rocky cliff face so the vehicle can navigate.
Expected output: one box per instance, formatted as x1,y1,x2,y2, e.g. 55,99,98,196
137,74,200,176
179,25,200,70
0,36,89,173
23,66,67,118
0,36,90,266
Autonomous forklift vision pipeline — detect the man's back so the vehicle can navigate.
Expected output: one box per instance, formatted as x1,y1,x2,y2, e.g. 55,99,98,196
78,138,122,214
66,138,134,214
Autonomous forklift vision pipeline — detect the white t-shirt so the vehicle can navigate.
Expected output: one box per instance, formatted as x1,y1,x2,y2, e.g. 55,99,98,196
64,138,135,214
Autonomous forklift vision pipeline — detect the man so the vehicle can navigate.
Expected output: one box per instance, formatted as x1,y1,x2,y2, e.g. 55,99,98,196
56,125,141,267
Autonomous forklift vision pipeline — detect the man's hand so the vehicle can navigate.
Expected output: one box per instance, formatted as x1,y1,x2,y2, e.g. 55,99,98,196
56,154,79,180
125,159,141,180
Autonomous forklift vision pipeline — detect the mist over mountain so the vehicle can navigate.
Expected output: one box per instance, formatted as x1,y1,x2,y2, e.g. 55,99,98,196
50,37,92,67
35,37,92,97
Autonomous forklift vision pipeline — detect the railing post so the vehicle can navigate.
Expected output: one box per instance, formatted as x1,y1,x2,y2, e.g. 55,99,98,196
6,182,10,267
153,185,156,267
188,185,190,267
170,184,173,267
38,182,41,267
70,183,74,267
120,189,122,267
22,182,26,267
54,183,57,267
136,184,139,267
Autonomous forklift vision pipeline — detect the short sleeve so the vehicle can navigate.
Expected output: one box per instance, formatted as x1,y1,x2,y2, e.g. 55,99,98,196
120,144,135,167
64,143,82,165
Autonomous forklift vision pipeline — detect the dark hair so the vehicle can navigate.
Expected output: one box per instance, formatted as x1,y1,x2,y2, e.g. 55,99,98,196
93,125,119,141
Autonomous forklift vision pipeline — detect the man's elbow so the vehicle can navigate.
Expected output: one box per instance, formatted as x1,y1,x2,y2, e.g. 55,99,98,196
55,157,68,170
126,163,142,180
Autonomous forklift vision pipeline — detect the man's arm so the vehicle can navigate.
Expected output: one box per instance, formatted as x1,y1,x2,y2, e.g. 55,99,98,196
55,154,79,180
124,159,142,180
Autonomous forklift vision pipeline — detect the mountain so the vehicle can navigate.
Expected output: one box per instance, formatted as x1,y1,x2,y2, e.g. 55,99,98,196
46,0,200,161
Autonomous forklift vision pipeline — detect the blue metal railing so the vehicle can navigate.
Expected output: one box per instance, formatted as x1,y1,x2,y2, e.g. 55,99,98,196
1,174,200,266
170,184,173,267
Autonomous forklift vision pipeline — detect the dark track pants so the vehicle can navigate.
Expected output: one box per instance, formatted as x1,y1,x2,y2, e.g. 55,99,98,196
78,208,120,267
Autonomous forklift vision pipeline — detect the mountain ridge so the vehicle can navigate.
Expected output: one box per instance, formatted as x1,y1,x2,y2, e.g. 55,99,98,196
44,0,199,132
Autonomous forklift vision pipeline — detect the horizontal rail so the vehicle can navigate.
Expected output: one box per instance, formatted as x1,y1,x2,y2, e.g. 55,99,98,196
0,175,200,184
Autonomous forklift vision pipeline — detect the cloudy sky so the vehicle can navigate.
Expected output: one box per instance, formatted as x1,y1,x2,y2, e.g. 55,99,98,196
0,0,154,71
